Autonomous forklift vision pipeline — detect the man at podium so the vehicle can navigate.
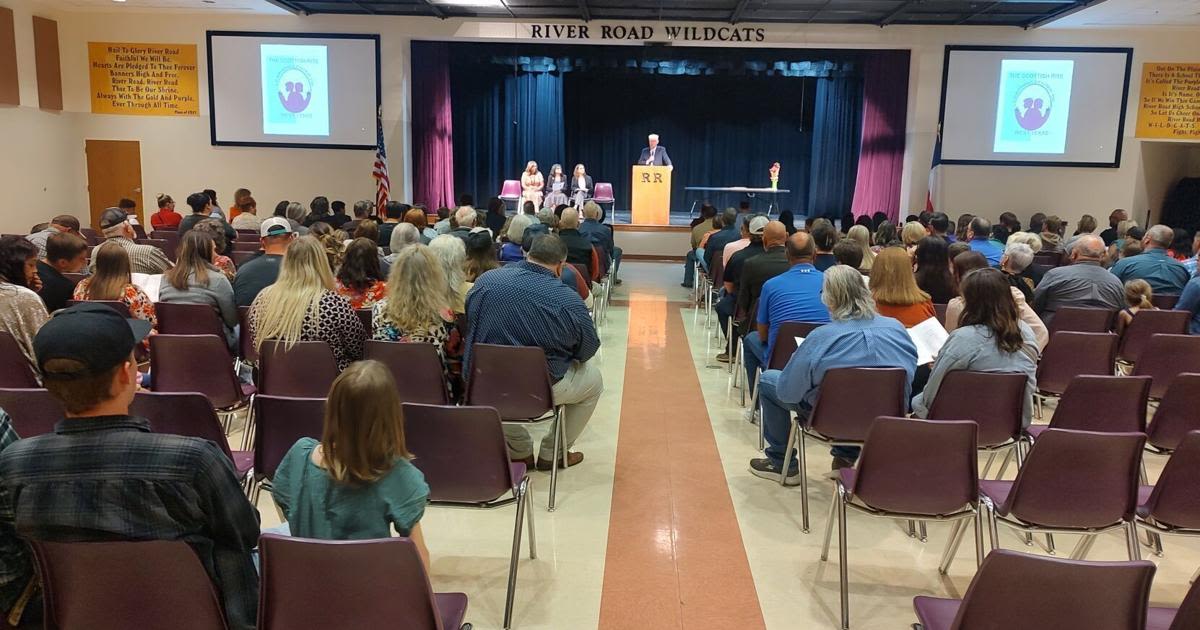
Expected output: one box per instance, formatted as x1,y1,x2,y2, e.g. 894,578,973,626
637,133,672,167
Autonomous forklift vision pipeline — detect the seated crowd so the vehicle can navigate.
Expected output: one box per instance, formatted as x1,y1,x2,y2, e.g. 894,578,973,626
0,188,612,628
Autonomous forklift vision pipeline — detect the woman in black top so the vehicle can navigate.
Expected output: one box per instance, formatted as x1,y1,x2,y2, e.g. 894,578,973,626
914,236,958,305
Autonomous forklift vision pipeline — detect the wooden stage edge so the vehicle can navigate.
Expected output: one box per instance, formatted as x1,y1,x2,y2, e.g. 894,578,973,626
612,224,690,233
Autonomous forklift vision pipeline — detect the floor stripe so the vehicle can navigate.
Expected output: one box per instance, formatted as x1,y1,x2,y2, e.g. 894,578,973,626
598,292,766,630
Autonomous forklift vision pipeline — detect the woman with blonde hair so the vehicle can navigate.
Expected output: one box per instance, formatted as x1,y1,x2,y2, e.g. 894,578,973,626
846,224,875,271
249,235,365,371
901,221,926,255
428,234,469,314
520,160,544,208
869,247,936,327
308,221,345,272
74,240,156,333
271,360,431,567
372,246,462,384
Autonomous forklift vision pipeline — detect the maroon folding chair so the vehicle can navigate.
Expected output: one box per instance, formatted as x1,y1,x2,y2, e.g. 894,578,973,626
0,388,63,437
912,549,1156,630
237,306,257,366
821,417,981,630
364,341,449,405
924,371,1028,478
150,334,255,447
258,340,339,398
979,428,1146,561
30,540,229,630
746,321,826,446
1034,331,1118,417
1136,431,1200,558
355,308,374,335
1027,375,1151,441
0,332,39,388
230,240,262,252
1048,306,1116,335
465,343,564,511
134,238,167,254
130,391,253,491
782,367,908,533
149,230,180,261
1151,294,1181,310
64,299,131,318
404,403,534,629
257,535,468,630
231,251,259,268
933,303,948,326
1146,373,1200,454
249,395,324,504
1146,570,1200,630
156,302,226,339
1116,310,1190,368
1131,334,1200,400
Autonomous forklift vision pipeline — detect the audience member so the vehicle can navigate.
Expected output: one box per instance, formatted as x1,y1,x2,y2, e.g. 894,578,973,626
327,199,351,230
464,235,602,469
914,236,957,304
685,204,718,287
1174,271,1200,334
901,221,926,254
1120,236,1144,260
73,241,157,336
873,221,898,252
308,222,345,272
383,222,421,268
955,214,974,242
997,211,1021,235
90,208,172,275
946,251,1048,349
373,244,461,354
342,200,373,235
336,238,388,309
1000,242,1036,302
230,196,262,231
249,236,366,372
556,207,595,279
1110,224,1190,295
722,214,756,267
37,232,88,312
1027,212,1046,236
378,202,409,247
464,229,500,282
449,206,476,241
810,219,839,271
428,234,469,313
741,231,832,395
1099,209,1128,246
948,241,971,260
912,268,1038,425
483,196,507,235
404,208,437,244
927,211,954,242
832,238,864,271
150,194,181,230
501,219,528,263
870,247,936,327
990,224,1011,245
580,201,619,282
715,216,769,362
180,192,237,247
1115,279,1156,336
846,225,875,271
27,215,81,258
735,221,790,340
966,217,1003,267
750,265,918,480
233,218,295,308
703,208,740,272
303,196,331,227
0,236,49,373
1062,214,1097,253
159,231,238,348
1038,215,1064,253
1108,220,1141,259
192,218,237,279
433,206,453,235
228,188,251,220
271,360,430,565
1031,235,1124,323
0,303,259,629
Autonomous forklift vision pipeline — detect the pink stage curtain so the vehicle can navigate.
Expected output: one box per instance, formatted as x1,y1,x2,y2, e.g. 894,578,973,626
850,51,910,223
412,42,455,209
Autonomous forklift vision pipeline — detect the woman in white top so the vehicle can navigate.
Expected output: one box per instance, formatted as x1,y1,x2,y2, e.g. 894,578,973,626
570,164,593,209
520,161,544,209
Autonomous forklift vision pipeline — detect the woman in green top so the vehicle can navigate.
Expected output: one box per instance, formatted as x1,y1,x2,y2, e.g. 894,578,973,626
271,360,431,568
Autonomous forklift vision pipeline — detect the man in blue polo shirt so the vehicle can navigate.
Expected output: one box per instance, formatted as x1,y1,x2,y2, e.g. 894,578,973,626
741,231,831,390
967,216,1004,267
1110,224,1191,295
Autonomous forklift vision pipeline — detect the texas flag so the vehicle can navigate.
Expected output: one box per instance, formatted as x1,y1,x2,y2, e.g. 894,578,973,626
926,128,942,213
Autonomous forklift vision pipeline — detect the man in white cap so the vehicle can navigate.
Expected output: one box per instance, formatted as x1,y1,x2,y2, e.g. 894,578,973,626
637,133,672,167
232,217,296,307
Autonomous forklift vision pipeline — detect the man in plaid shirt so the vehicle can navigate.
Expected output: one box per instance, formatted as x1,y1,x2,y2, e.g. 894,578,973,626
0,303,260,629
88,207,173,275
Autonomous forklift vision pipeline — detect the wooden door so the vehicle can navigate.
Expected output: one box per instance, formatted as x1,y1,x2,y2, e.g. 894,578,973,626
84,140,143,229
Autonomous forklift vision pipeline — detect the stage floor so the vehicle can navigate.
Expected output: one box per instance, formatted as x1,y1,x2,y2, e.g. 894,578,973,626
609,209,806,228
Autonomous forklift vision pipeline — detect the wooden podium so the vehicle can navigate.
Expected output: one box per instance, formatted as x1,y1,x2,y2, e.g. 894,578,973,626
631,165,671,225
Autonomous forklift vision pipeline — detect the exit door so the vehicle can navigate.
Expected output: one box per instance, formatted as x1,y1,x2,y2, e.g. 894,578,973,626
84,139,143,229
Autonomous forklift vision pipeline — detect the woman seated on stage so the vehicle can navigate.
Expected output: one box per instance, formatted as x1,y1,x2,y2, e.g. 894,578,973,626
543,164,569,209
570,164,592,208
520,161,544,209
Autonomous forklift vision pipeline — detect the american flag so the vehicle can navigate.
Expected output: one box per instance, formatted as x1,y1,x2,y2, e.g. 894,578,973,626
373,109,390,210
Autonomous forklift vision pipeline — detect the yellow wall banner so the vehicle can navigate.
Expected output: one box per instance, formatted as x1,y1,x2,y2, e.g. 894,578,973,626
1136,62,1200,140
88,42,198,116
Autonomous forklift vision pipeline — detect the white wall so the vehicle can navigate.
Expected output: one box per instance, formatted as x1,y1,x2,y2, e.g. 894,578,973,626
1,6,1198,234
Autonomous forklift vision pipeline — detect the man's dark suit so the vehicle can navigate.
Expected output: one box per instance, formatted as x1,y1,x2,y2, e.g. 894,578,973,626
637,146,672,167
736,247,790,331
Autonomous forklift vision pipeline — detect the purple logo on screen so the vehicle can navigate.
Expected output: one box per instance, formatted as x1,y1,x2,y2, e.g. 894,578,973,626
276,66,314,114
1013,82,1053,131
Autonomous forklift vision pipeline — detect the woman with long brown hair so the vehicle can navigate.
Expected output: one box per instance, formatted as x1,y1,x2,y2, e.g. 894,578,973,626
913,236,958,304
944,251,1048,349
335,237,388,309
869,247,936,327
271,360,431,567
912,267,1038,425
73,240,157,333
159,230,237,348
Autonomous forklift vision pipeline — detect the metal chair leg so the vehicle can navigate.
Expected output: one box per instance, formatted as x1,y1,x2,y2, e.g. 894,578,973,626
798,430,810,533
985,501,1000,551
973,508,986,568
938,521,967,575
525,480,537,560
547,411,562,512
778,420,796,487
1045,533,1056,555
820,488,838,561
980,451,997,479
1125,521,1142,561
1070,535,1096,560
503,479,528,630
996,449,1015,480
837,485,850,630
907,520,917,538
919,521,928,542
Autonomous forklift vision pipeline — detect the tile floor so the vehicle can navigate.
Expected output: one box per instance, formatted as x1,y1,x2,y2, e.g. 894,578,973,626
251,261,1199,630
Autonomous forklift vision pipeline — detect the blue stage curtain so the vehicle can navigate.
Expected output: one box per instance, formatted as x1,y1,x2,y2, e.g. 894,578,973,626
562,72,815,217
451,67,564,206
808,76,864,220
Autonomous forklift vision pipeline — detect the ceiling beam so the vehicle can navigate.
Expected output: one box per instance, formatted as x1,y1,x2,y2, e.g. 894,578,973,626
350,0,377,14
496,0,516,18
728,0,752,23
416,0,447,18
577,0,591,21
806,0,833,23
878,0,915,26
955,0,1001,25
262,0,307,14
1025,0,1109,29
